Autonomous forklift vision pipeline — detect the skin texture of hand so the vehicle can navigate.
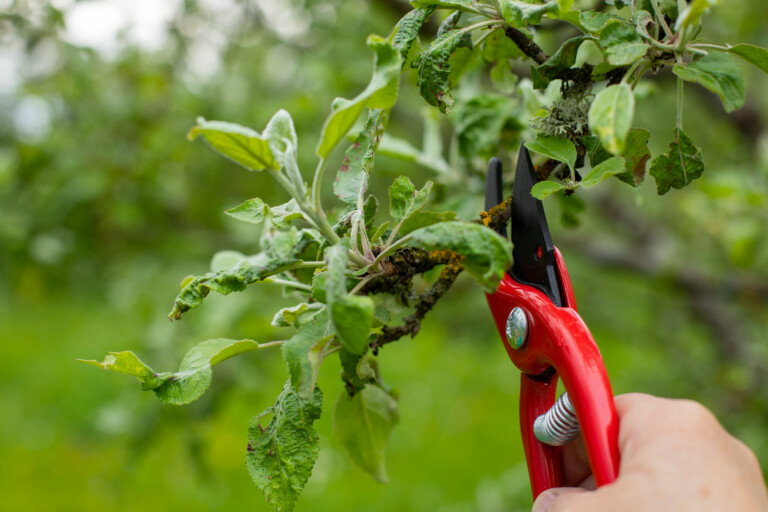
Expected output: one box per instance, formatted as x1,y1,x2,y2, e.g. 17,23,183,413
532,393,768,512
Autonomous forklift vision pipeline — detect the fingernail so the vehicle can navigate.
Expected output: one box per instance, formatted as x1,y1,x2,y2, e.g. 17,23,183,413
532,490,559,512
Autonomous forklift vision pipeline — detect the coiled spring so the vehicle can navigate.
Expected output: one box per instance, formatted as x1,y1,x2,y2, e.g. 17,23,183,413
533,392,581,446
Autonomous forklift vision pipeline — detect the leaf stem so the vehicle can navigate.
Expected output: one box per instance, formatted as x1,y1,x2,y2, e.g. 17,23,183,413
271,166,340,245
459,19,501,34
263,278,312,291
621,59,645,85
489,0,502,17
372,235,412,270
689,43,729,51
311,158,327,209
473,27,497,47
631,62,650,89
648,0,673,41
297,261,326,268
258,339,290,349
349,272,381,296
676,74,684,132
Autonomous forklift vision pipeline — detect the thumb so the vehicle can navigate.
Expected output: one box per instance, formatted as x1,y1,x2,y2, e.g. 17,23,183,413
532,487,588,512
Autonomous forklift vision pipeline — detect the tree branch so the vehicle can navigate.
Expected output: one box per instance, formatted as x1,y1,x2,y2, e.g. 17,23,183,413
366,195,514,353
505,26,548,64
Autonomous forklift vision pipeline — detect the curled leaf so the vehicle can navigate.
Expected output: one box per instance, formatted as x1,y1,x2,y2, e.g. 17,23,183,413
80,339,263,405
650,129,705,195
407,222,513,291
317,36,402,158
169,258,302,320
247,382,323,512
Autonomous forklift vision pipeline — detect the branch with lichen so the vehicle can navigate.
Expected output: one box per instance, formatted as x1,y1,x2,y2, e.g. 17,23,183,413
366,195,514,353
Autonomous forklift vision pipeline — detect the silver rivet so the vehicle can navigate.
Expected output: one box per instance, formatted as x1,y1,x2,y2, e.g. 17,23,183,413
505,307,528,349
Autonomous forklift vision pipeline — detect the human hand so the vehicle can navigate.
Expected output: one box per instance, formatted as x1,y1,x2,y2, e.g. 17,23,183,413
532,393,768,512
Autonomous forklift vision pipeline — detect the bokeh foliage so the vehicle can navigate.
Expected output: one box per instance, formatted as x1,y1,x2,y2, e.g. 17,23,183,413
1,0,767,510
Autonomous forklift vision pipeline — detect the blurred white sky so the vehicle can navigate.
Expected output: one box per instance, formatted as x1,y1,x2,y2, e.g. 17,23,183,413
5,0,316,142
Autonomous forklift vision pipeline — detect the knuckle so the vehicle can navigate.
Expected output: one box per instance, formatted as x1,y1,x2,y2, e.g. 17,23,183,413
732,438,761,470
671,399,716,425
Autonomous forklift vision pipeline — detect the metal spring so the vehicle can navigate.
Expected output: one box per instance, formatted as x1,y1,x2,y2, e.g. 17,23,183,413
533,392,581,446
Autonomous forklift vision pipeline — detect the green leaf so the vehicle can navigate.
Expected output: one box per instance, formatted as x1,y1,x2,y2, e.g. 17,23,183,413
525,135,577,171
579,11,620,33
588,83,634,154
389,176,433,222
188,117,278,171
437,10,462,38
727,43,768,74
501,0,560,27
271,303,325,328
619,128,651,186
333,385,399,483
650,129,705,195
247,382,322,512
262,228,302,260
675,0,720,31
531,181,567,199
317,36,402,158
369,221,391,243
599,20,648,66
391,7,435,68
339,348,367,395
453,94,518,158
399,210,457,237
335,109,387,204
325,245,374,354
169,258,302,320
481,29,524,63
282,309,334,401
582,129,649,186
415,28,474,114
409,0,481,14
407,222,513,291
580,156,626,188
262,109,298,168
530,64,550,90
81,339,262,405
673,53,745,113
537,36,593,80
269,199,306,229
580,135,611,167
225,198,269,225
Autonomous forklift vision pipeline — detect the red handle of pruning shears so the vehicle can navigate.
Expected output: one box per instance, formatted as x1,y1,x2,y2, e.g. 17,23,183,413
484,147,620,499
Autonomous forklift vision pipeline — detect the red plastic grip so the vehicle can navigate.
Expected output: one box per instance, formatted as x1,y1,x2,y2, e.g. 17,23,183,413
486,249,619,498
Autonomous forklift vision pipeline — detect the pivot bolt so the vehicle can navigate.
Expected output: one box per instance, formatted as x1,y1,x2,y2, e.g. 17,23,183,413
505,307,528,349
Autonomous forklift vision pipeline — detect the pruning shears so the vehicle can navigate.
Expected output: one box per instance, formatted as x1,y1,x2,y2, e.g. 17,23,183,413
484,146,620,499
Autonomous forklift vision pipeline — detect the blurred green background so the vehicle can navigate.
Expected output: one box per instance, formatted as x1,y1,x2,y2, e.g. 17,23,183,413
1,0,767,510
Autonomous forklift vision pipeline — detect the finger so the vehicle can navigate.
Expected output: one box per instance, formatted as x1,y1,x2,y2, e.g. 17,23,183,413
561,435,591,486
579,474,596,491
531,487,588,512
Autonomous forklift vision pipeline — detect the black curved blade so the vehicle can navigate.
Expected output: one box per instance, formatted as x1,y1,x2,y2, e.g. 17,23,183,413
510,145,563,307
485,157,506,238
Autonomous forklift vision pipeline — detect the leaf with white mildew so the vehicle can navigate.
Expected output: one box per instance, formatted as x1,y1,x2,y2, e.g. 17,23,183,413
247,381,322,512
317,36,402,158
407,222,513,292
325,245,373,355
80,338,263,405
